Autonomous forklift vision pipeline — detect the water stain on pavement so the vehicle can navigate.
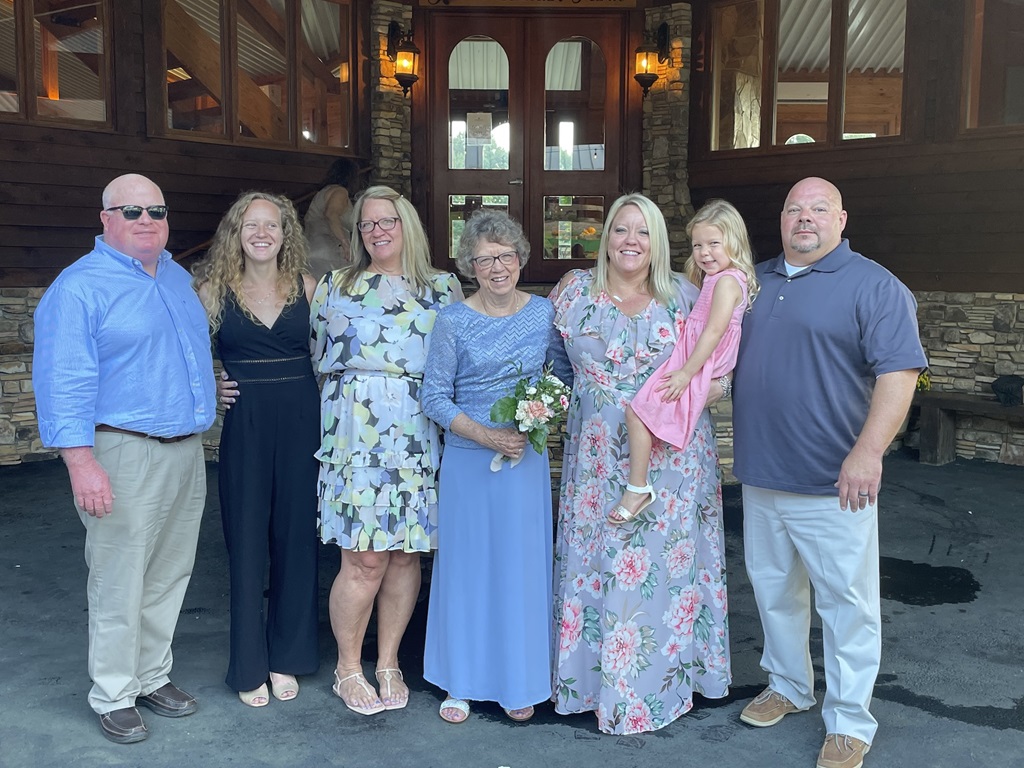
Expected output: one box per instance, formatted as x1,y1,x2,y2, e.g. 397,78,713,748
873,684,1024,732
880,557,980,605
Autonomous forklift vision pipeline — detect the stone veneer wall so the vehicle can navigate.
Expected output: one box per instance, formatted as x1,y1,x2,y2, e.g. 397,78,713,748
0,289,46,465
0,286,227,467
642,4,693,269
10,285,1016,470
914,291,1024,465
370,0,414,197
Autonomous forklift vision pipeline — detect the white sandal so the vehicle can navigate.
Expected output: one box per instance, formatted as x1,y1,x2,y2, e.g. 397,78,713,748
608,483,656,525
375,668,409,711
439,697,470,724
333,670,385,716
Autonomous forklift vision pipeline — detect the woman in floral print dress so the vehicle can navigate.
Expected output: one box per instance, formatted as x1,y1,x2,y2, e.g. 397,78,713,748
310,186,463,716
550,193,731,735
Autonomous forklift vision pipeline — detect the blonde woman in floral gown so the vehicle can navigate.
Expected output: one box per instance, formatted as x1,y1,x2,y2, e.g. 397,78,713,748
310,186,463,716
550,193,732,735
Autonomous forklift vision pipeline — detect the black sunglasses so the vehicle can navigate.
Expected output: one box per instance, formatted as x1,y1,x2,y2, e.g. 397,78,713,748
104,205,169,221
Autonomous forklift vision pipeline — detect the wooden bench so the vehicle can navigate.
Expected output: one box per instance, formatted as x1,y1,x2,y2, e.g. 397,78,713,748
914,391,1024,465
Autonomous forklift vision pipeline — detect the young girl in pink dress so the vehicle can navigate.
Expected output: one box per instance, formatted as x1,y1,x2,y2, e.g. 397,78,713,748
611,199,760,524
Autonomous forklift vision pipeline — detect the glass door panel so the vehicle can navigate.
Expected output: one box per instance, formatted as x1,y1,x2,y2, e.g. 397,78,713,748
448,195,510,261
449,39,510,170
544,38,606,171
542,195,604,261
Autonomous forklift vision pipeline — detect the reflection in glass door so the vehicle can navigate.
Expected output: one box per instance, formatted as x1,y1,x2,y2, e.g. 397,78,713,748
426,14,627,283
445,37,513,262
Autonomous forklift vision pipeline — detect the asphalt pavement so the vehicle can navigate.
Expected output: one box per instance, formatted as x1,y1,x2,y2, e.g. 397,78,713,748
1,451,1021,768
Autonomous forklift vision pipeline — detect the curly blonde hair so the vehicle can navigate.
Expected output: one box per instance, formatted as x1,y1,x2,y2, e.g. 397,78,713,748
684,198,760,306
192,191,310,333
335,185,442,296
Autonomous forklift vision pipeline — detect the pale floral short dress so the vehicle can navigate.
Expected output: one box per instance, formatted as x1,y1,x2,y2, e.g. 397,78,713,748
310,270,463,552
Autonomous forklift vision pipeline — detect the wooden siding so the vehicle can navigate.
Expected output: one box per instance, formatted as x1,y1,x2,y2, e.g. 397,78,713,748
0,123,334,286
688,0,1024,293
0,0,359,288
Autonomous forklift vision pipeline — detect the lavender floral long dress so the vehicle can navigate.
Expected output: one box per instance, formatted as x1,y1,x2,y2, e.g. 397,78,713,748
551,269,732,735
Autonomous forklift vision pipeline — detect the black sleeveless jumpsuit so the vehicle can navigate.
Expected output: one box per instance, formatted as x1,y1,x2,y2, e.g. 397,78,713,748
217,287,320,692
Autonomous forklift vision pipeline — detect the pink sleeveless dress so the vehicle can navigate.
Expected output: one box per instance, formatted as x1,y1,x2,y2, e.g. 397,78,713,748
630,269,747,449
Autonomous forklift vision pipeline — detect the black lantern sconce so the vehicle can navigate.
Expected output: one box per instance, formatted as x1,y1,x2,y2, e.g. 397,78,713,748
634,22,671,98
387,21,420,97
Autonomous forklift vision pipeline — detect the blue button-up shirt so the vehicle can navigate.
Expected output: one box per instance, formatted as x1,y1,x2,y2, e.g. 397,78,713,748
33,236,217,447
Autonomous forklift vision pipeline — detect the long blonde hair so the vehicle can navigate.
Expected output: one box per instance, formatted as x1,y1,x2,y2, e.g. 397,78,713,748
683,199,760,306
592,193,677,308
192,191,309,333
335,185,442,296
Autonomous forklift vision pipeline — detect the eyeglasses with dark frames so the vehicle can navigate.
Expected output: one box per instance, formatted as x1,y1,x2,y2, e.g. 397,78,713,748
104,205,169,221
356,216,401,233
471,251,519,269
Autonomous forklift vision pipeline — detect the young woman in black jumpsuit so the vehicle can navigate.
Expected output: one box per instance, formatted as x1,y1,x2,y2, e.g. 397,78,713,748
193,192,320,707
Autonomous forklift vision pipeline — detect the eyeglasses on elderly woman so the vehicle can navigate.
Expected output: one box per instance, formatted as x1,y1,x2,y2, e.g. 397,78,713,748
471,251,518,270
104,205,169,221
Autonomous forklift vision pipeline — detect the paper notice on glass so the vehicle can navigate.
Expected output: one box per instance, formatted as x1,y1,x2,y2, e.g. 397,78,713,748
467,112,492,146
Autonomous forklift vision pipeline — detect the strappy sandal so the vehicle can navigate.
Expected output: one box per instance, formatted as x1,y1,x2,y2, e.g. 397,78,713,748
608,483,656,525
269,672,298,701
333,670,385,716
504,705,535,722
375,668,409,711
238,683,269,708
439,697,470,724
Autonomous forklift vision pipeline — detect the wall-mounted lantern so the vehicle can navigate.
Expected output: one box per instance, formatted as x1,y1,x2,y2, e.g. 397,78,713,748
634,22,671,99
387,21,420,97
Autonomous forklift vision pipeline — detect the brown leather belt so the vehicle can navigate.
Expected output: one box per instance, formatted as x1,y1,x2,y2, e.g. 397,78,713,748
95,424,195,444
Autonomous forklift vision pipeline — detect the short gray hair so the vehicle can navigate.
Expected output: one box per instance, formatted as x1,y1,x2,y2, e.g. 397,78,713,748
454,209,531,280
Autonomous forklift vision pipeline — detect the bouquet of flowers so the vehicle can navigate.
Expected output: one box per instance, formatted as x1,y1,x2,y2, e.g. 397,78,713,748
488,362,571,471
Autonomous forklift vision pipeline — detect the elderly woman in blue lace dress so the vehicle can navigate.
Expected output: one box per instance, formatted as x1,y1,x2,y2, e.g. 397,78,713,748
421,210,568,724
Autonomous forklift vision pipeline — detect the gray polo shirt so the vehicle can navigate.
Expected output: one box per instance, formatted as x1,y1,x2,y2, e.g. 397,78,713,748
732,239,927,495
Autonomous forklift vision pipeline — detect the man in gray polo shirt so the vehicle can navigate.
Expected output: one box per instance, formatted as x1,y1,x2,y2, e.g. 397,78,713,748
732,177,926,768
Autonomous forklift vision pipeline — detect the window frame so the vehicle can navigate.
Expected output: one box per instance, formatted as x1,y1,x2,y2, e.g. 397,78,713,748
150,0,363,154
696,0,909,158
0,0,114,130
958,0,1024,138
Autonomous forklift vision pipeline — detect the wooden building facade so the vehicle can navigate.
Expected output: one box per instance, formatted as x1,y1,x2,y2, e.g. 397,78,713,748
2,0,1023,466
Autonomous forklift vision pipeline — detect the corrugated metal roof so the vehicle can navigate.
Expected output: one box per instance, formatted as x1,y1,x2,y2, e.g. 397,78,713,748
779,0,906,74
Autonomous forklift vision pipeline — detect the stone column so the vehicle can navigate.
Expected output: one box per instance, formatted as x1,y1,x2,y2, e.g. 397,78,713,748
370,1,414,196
641,4,693,271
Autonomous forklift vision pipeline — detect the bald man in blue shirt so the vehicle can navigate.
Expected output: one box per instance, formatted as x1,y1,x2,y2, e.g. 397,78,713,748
33,174,217,744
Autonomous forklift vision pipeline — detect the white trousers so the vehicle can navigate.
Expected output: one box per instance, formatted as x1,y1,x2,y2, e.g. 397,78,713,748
742,485,880,744
79,432,206,714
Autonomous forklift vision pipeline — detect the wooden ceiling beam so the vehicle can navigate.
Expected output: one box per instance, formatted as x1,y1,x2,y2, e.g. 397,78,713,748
165,0,286,140
238,0,338,89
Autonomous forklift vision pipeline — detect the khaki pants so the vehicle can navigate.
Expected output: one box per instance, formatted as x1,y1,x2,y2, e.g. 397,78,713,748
742,484,881,744
78,432,206,714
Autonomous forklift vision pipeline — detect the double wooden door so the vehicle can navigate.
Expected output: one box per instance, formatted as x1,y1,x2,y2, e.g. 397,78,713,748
422,12,632,283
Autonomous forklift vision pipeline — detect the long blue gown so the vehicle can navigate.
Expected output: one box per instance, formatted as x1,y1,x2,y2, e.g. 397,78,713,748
420,296,562,709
